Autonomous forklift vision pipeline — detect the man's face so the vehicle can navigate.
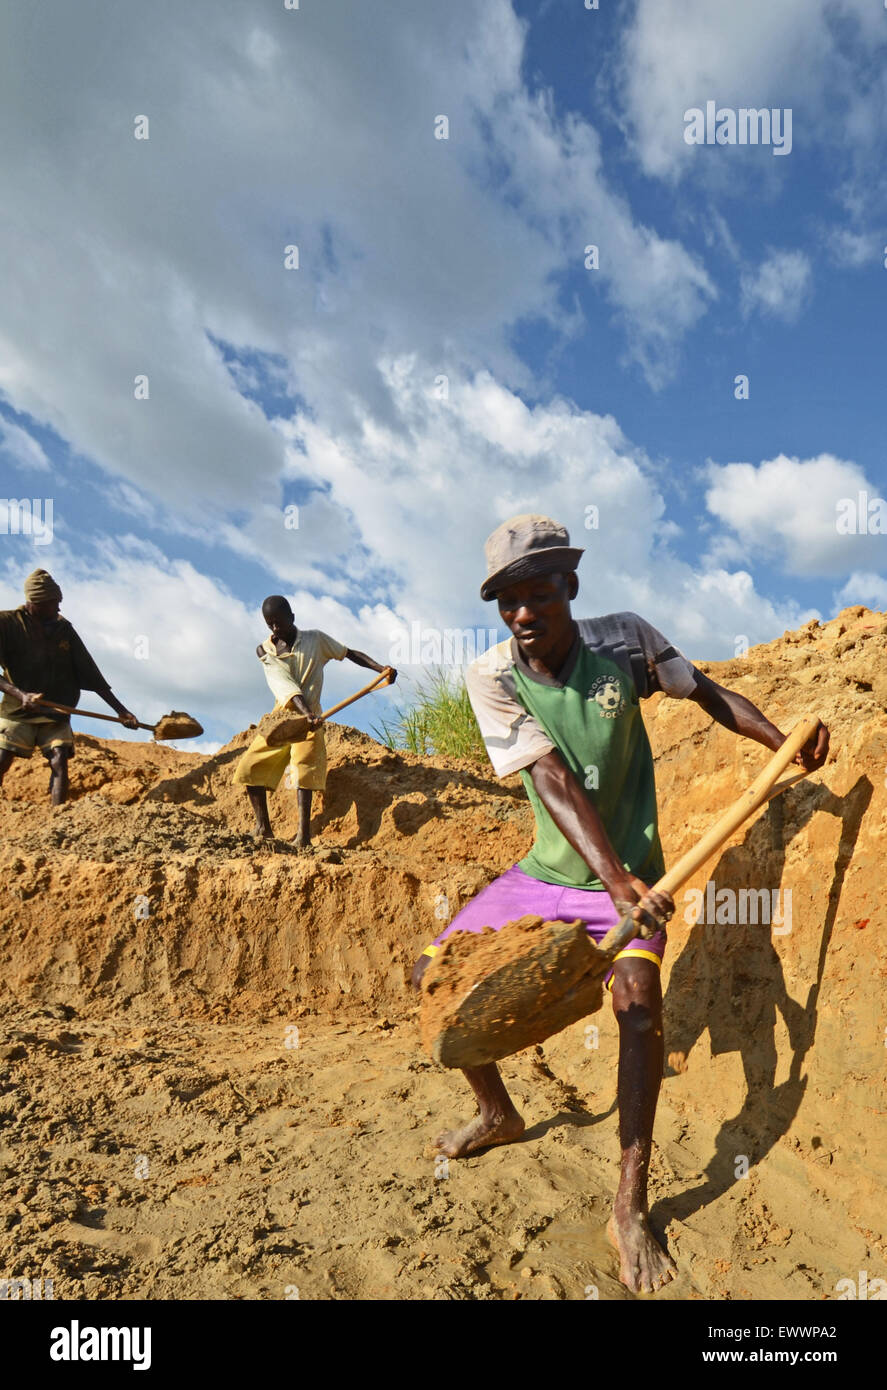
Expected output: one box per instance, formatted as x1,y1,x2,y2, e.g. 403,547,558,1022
496,572,575,661
265,604,296,643
26,598,61,624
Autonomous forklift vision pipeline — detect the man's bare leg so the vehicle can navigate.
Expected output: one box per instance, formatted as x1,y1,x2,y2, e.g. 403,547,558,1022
607,956,676,1294
47,748,69,806
294,788,312,847
434,1061,525,1156
410,952,525,1157
0,748,14,790
246,786,274,839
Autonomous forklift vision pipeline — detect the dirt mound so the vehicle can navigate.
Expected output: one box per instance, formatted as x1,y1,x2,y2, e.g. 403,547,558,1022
0,721,531,1019
1,604,885,1300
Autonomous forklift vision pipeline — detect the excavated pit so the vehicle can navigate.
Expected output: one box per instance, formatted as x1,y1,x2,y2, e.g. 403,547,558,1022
0,605,884,1300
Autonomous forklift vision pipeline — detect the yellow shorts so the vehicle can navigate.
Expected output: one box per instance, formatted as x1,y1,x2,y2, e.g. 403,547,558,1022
0,715,74,758
232,725,327,792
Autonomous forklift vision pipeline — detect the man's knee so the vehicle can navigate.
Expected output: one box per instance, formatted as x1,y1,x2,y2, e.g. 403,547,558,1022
611,958,662,1021
46,747,70,770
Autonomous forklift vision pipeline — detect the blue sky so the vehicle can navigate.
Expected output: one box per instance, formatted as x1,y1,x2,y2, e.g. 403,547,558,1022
0,0,885,749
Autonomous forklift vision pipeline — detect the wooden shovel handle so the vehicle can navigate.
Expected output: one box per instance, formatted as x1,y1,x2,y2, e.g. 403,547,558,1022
314,668,395,724
600,715,822,955
28,697,156,734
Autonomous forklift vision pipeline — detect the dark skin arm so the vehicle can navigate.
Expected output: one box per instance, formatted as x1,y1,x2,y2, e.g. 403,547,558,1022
345,649,397,683
528,671,829,934
256,643,395,729
530,749,673,934
686,668,829,770
0,675,138,728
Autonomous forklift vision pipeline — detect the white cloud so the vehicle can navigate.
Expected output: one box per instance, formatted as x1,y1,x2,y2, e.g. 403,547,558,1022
0,416,50,472
704,454,884,577
740,250,812,322
619,0,886,183
284,359,813,658
0,0,716,554
834,571,887,611
827,227,876,269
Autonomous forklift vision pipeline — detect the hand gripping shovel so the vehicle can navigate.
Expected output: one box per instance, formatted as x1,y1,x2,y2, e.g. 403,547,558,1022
30,697,204,742
263,669,395,747
422,715,821,1069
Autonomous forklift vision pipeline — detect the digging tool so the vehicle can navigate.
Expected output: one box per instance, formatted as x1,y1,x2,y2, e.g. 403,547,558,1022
424,714,822,1069
263,668,396,747
30,697,204,742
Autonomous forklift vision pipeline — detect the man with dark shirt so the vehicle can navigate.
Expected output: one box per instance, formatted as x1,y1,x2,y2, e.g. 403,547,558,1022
411,515,829,1294
0,569,139,804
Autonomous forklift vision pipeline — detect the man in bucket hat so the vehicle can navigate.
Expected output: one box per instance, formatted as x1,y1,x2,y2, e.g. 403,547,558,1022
412,514,829,1293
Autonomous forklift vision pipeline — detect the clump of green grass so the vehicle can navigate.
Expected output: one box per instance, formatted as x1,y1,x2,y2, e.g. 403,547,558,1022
372,668,487,762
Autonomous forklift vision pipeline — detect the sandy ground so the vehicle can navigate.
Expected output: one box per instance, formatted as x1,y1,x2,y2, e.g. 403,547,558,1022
0,1002,850,1302
1,605,886,1300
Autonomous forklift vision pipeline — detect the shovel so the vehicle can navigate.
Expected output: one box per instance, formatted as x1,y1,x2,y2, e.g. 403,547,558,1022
424,714,822,1069
30,697,204,742
263,668,395,747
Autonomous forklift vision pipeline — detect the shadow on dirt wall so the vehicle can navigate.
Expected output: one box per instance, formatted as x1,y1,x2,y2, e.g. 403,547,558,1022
653,773,873,1231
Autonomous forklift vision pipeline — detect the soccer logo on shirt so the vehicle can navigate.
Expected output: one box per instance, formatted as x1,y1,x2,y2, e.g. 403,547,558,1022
587,674,625,719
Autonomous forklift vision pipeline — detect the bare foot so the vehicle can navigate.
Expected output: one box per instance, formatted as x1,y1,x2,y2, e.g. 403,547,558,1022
252,827,274,841
434,1109,525,1158
607,1208,676,1294
293,832,313,851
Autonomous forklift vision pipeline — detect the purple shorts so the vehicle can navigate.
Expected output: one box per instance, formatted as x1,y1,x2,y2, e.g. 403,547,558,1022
424,863,666,988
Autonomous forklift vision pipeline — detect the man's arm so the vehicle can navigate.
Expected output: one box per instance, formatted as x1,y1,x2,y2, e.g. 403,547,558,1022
529,750,673,933
0,674,45,710
98,688,139,728
0,670,138,728
345,648,397,682
68,629,138,728
687,668,829,771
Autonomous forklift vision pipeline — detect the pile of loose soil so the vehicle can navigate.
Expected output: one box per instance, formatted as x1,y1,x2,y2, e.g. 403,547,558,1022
152,711,204,741
420,917,610,1067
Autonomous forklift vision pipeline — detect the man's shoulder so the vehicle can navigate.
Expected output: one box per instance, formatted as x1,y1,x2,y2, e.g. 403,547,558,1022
578,610,643,635
577,612,655,649
467,639,515,684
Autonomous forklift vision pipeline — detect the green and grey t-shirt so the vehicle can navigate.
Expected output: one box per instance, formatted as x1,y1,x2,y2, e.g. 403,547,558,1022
465,613,698,890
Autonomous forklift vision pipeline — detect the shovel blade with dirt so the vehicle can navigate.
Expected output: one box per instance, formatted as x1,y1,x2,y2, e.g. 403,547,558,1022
423,715,821,1069
263,669,395,748
34,698,203,741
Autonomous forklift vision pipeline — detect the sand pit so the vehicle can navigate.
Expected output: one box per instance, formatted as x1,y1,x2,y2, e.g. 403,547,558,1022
0,605,885,1299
